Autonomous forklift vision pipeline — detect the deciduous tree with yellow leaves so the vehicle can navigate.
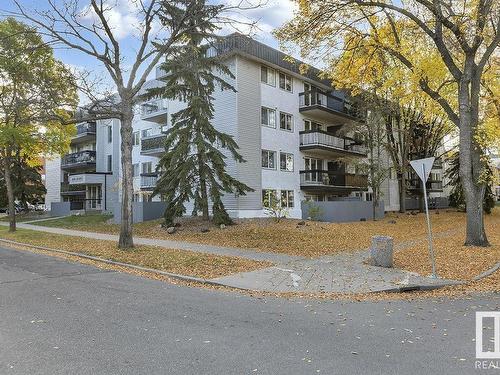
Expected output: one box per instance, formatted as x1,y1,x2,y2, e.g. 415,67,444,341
276,0,499,246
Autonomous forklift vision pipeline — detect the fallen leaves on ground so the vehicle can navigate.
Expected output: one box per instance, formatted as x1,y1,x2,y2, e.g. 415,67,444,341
0,227,269,279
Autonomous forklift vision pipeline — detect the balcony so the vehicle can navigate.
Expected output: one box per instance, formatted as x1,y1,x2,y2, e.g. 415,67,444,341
141,99,168,122
60,183,86,196
299,90,361,124
140,173,158,190
300,130,366,158
300,170,368,192
409,179,444,192
71,122,96,144
141,134,166,156
61,150,96,171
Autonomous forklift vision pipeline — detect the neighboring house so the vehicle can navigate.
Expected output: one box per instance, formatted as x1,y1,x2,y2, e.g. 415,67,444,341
44,34,449,222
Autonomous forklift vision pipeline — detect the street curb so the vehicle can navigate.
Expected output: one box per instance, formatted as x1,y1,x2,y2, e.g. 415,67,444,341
473,261,500,281
0,238,228,288
0,238,492,295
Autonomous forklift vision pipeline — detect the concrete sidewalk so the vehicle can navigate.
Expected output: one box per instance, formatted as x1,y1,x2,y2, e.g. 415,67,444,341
213,251,462,293
9,222,302,264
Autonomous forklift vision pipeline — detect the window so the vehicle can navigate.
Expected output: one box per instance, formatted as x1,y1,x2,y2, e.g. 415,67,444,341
107,155,112,172
281,190,294,208
280,152,294,172
142,161,152,174
279,72,292,92
132,163,139,177
262,189,278,208
365,192,373,202
261,107,276,128
107,126,112,143
304,119,322,131
261,66,276,86
141,128,152,138
279,112,293,131
261,150,276,169
304,157,322,171
132,131,140,146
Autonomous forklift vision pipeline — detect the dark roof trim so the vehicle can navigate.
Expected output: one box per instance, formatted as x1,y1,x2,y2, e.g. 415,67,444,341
214,33,332,89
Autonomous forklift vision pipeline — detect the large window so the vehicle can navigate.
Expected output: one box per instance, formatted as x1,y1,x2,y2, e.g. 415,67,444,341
280,152,294,172
142,161,153,174
279,72,293,92
141,128,152,138
279,112,293,132
132,131,140,146
261,107,276,128
261,66,276,86
107,126,112,143
281,190,294,208
107,155,112,172
304,119,322,131
261,150,276,169
262,189,278,208
132,163,139,177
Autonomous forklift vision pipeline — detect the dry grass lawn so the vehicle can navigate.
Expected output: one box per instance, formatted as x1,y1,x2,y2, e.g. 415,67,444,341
0,226,269,279
31,208,500,284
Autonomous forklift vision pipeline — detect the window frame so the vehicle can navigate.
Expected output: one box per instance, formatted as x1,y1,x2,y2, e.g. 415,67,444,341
141,161,153,174
279,112,294,132
261,149,276,170
141,128,152,139
132,131,140,146
280,190,294,208
262,189,278,208
279,72,293,92
107,154,112,172
107,126,112,143
279,152,294,172
260,65,276,87
261,107,276,128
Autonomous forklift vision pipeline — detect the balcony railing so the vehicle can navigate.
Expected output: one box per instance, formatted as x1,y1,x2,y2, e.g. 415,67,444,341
76,122,96,135
300,170,368,189
299,130,366,156
299,90,359,119
141,134,166,154
60,183,86,194
409,179,444,191
141,99,167,120
61,150,96,169
140,173,158,189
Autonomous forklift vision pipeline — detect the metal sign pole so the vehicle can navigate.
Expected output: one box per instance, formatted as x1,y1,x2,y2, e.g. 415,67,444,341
422,163,437,278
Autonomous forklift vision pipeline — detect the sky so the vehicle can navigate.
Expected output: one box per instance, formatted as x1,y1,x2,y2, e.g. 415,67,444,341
0,0,299,89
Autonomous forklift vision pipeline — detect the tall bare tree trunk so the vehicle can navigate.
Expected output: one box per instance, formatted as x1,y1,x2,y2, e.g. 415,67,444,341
198,156,209,221
4,153,16,232
398,175,406,213
459,61,489,247
118,104,134,249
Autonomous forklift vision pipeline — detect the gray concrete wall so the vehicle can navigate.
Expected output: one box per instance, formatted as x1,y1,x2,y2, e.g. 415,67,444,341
113,201,166,224
51,202,71,217
301,200,385,223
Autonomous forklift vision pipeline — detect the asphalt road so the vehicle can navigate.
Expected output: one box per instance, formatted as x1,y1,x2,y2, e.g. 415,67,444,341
0,246,499,375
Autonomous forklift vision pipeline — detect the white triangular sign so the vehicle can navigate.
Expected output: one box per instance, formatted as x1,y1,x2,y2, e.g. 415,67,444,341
410,157,435,182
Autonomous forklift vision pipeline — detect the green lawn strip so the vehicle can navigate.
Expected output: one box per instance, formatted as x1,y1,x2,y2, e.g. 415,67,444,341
0,213,52,223
29,213,114,229
0,226,268,279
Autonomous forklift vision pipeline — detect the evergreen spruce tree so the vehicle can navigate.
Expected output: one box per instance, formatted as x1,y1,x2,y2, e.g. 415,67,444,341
149,2,253,226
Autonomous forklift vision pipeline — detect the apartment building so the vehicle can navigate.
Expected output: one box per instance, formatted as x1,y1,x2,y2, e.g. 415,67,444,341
45,34,447,222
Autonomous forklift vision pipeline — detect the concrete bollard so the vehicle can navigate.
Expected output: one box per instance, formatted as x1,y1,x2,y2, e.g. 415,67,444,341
370,235,394,268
